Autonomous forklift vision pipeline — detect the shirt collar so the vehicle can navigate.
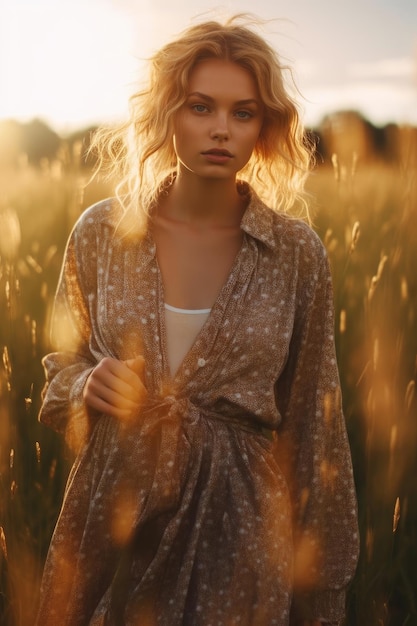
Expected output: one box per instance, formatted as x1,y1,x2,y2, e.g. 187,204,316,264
238,182,279,250
123,180,281,253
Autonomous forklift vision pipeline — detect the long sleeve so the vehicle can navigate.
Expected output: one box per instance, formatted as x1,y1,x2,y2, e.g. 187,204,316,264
275,249,359,623
39,219,99,452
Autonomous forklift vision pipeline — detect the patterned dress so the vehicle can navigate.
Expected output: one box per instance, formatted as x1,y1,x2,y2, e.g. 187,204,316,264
36,184,359,626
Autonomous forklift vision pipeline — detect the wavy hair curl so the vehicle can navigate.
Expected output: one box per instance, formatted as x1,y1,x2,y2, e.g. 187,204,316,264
90,15,315,232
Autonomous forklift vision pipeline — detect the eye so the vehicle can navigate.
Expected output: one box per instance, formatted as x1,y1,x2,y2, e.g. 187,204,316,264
235,110,253,120
191,104,209,113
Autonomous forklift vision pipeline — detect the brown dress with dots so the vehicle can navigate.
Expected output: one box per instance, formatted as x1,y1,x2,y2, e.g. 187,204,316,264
36,184,359,626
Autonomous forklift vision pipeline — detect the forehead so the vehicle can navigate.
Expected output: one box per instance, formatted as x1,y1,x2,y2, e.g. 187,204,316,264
187,58,259,100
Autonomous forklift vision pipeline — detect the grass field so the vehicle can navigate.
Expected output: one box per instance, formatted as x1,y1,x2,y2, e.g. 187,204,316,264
0,141,416,625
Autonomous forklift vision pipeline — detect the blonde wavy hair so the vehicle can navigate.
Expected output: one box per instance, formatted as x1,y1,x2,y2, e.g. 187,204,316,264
90,14,314,231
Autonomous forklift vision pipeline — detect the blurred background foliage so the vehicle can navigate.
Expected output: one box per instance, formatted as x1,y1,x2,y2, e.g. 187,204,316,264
0,112,416,625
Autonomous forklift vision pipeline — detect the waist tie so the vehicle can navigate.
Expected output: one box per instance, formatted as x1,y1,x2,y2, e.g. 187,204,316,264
140,394,277,442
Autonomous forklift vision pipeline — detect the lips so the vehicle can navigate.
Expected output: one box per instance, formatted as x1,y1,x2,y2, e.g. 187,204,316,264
202,148,233,157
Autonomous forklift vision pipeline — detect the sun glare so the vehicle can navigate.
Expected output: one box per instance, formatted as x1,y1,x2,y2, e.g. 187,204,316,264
1,0,416,131
0,1,147,131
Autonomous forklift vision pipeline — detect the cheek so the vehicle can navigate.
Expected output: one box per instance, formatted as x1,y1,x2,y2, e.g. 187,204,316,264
244,127,263,153
173,117,197,149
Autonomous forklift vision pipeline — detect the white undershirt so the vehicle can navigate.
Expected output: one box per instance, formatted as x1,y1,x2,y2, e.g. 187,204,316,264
164,303,211,375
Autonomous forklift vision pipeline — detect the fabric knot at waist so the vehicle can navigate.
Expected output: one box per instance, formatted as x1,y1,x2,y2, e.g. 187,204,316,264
140,393,277,441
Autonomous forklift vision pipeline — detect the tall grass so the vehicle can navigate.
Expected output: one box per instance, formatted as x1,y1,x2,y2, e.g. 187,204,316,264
308,146,417,625
0,153,112,625
0,137,416,625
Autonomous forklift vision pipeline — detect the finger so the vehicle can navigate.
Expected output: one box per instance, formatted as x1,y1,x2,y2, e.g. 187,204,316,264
85,379,143,410
107,359,147,395
125,356,146,380
84,394,140,421
91,360,146,402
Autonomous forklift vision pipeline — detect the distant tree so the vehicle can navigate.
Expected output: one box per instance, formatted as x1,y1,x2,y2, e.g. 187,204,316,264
21,118,61,165
382,123,417,166
314,110,417,166
317,110,375,165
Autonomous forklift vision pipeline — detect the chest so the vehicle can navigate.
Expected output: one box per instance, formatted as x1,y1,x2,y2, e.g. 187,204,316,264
153,223,243,310
93,235,298,336
90,235,299,392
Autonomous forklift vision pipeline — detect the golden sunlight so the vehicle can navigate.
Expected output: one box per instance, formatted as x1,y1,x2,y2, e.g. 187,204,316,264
0,2,145,130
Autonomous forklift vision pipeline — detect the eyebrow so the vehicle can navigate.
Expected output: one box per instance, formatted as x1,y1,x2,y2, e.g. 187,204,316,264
187,92,261,107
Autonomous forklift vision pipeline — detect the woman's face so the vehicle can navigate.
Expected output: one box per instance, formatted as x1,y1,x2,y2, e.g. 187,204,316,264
173,58,264,180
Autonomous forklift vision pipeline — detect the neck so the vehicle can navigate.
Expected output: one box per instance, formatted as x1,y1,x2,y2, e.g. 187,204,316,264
162,171,245,227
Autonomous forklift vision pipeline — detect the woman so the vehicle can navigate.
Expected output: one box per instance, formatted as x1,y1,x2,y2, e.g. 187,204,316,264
36,15,359,626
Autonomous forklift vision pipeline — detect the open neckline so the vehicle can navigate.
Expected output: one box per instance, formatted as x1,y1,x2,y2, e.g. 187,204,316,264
156,232,251,382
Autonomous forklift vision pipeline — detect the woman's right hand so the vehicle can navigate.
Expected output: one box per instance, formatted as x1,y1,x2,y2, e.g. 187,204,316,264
83,356,148,423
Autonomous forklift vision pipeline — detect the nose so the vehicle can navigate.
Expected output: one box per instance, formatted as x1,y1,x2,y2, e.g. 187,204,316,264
210,114,230,141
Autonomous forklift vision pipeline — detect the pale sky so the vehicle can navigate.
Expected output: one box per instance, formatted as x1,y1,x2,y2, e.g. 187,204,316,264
1,0,416,133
